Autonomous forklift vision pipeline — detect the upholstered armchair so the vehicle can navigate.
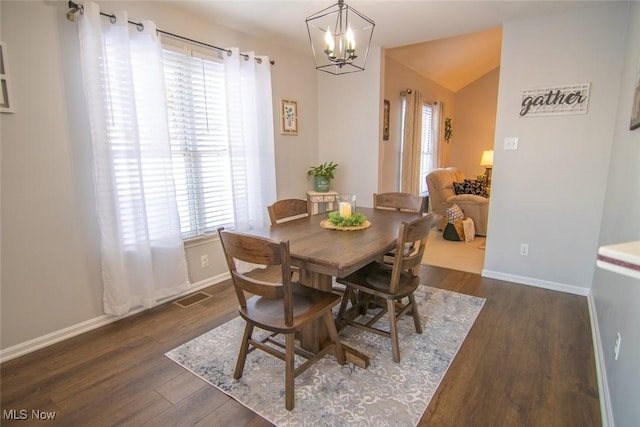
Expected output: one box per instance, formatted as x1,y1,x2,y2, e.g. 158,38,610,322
425,167,489,236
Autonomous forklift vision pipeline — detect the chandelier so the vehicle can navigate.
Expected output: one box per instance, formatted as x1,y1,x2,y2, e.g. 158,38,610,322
305,0,375,75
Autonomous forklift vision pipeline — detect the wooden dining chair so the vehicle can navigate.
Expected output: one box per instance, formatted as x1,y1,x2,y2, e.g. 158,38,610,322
217,228,346,411
334,213,436,363
267,198,310,225
374,192,425,264
373,192,425,214
266,198,310,281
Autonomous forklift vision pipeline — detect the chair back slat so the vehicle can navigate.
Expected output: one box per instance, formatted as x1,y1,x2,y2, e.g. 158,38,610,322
218,228,293,324
268,199,310,225
231,271,284,300
373,192,424,213
389,214,436,292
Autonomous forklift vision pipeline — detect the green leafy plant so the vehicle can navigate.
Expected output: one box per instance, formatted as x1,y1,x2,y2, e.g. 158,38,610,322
307,161,338,179
328,211,367,227
444,118,453,143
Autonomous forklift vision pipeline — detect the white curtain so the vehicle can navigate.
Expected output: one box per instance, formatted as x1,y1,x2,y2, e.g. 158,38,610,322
78,2,190,315
432,101,444,169
223,48,277,231
400,89,423,195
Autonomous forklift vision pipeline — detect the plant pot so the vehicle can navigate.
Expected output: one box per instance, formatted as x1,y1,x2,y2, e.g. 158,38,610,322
314,176,330,192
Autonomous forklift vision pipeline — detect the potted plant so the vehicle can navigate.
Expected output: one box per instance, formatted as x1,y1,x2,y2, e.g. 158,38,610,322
307,161,338,193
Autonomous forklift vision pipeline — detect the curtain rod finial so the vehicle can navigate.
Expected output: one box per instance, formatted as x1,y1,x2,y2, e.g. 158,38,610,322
67,1,83,22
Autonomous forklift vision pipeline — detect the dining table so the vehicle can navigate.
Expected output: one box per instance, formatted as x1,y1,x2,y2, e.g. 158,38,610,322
247,206,423,367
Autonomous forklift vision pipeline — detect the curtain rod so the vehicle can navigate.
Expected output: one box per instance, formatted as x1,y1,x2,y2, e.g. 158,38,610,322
66,1,275,65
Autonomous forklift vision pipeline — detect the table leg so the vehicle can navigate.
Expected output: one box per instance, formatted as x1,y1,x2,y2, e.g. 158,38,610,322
298,269,370,368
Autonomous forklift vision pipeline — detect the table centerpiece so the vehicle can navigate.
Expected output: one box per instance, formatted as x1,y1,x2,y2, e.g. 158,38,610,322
320,195,371,231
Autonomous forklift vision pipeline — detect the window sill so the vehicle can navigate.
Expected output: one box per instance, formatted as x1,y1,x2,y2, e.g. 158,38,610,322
183,233,219,249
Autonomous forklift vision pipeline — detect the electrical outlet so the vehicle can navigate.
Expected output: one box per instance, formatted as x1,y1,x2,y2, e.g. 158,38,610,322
200,254,209,269
614,332,621,361
520,243,529,256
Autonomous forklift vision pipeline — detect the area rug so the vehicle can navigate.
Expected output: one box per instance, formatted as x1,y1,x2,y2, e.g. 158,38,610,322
422,228,486,274
165,286,485,426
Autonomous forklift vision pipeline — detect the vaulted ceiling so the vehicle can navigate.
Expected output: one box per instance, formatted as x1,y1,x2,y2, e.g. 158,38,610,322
386,27,503,92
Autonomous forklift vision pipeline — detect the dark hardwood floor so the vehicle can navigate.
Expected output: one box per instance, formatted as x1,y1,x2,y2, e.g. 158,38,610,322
1,265,601,426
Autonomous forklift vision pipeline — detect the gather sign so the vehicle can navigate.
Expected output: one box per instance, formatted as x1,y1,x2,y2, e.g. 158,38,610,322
520,83,590,117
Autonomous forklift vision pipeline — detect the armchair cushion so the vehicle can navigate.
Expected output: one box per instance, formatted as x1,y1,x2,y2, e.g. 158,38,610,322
446,194,489,205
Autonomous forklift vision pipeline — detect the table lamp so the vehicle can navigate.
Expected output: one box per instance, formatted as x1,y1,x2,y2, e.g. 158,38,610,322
480,150,494,188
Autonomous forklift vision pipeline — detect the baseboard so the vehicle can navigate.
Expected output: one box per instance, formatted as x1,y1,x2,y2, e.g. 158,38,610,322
481,269,590,296
587,291,614,427
0,273,230,363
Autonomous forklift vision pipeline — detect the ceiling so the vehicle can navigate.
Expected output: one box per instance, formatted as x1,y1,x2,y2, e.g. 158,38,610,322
168,1,598,92
386,27,503,92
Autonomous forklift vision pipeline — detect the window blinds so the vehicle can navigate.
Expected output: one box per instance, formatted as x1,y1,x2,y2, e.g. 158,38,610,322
162,48,235,239
419,104,433,194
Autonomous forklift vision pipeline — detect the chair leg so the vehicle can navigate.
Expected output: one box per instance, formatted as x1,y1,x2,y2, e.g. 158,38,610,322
349,288,358,306
285,333,295,411
408,293,423,334
335,287,353,329
387,299,401,363
323,311,346,365
360,293,372,315
234,323,254,379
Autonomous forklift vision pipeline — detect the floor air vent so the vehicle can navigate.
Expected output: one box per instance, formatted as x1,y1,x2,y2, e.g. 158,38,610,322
174,292,212,308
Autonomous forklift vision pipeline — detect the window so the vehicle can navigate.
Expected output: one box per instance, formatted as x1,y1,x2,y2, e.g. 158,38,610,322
162,48,235,239
419,103,434,194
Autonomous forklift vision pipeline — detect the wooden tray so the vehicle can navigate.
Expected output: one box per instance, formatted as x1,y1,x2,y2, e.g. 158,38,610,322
320,219,371,231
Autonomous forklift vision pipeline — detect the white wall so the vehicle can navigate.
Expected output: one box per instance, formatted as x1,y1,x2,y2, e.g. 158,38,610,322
450,68,500,179
592,3,640,426
484,3,630,294
0,0,319,352
317,47,383,208
1,0,104,350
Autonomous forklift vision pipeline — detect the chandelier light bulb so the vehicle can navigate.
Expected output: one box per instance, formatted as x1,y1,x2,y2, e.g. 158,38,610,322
324,26,335,54
346,25,355,51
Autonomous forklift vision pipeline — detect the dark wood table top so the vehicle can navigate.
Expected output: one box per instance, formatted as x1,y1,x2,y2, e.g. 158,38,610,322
249,207,422,279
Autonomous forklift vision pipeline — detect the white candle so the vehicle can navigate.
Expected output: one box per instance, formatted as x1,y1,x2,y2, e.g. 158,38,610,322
339,201,352,218
346,25,355,51
324,27,334,53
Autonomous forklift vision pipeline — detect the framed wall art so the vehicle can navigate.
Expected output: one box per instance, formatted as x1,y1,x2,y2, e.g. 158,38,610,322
383,99,390,140
630,58,640,131
280,99,298,135
0,42,15,113
631,85,640,131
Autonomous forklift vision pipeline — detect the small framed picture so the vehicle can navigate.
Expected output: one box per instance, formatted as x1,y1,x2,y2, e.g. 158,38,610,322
0,42,14,114
280,99,298,135
631,57,640,131
630,85,640,131
383,99,390,140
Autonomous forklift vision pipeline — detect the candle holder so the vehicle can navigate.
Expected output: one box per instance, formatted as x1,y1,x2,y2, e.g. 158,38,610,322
322,193,369,230
336,194,357,218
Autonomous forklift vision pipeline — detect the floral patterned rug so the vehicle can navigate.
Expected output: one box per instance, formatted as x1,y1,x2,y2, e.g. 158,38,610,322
165,286,485,426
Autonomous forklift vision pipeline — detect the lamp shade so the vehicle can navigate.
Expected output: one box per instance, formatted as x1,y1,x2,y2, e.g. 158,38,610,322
480,150,494,167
